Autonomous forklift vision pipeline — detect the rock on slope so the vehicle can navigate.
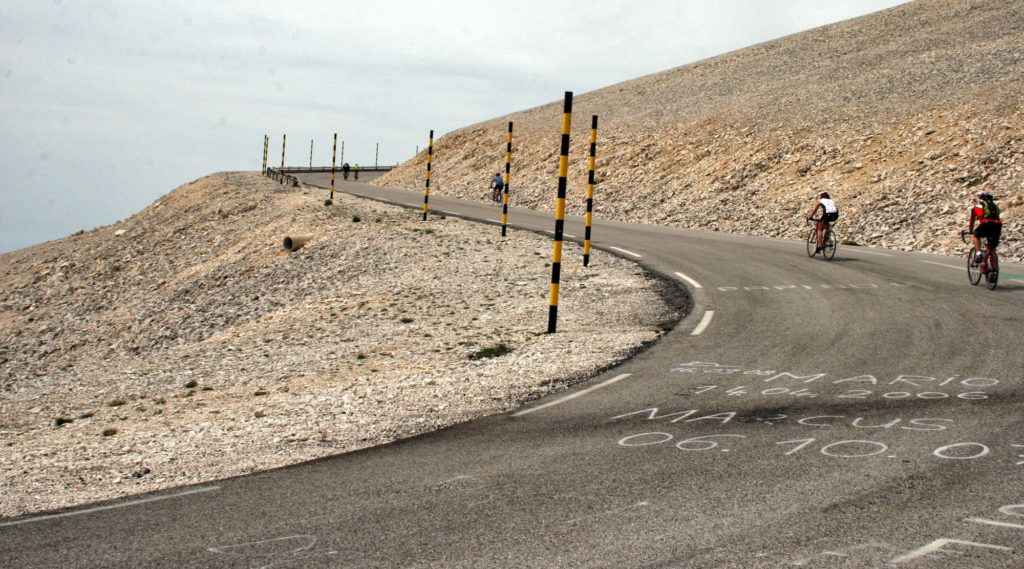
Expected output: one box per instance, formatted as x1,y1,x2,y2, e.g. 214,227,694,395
0,172,680,517
378,0,1024,261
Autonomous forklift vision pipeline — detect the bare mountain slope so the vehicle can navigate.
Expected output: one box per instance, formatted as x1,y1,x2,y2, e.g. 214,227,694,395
378,0,1024,261
0,173,677,517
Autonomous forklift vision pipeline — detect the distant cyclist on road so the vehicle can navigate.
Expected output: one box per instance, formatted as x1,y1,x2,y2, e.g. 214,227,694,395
342,162,350,180
807,191,839,253
354,164,361,181
969,192,1002,263
490,173,505,204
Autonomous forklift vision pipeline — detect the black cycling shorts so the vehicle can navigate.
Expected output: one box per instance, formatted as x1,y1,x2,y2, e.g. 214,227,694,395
974,222,1002,247
821,211,838,224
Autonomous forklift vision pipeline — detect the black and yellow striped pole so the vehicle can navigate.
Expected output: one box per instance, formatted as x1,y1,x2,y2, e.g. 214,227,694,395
329,132,338,201
501,121,513,237
262,135,268,175
422,130,433,221
280,134,286,183
583,115,598,267
548,91,573,334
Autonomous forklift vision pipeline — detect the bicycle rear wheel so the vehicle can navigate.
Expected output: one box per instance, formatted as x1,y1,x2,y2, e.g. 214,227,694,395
822,230,837,261
967,247,982,285
987,250,999,290
806,228,818,257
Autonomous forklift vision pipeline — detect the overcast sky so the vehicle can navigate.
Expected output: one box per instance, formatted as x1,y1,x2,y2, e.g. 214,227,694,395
0,0,907,253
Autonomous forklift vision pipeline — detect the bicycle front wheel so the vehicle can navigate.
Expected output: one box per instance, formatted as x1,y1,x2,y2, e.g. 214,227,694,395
967,247,982,285
806,228,818,257
822,230,837,261
987,250,999,290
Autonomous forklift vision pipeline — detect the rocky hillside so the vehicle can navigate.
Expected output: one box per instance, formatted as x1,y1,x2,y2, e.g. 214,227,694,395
378,0,1024,261
0,173,679,517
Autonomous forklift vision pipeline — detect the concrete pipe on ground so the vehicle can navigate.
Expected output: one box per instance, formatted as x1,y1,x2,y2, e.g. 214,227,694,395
283,234,312,252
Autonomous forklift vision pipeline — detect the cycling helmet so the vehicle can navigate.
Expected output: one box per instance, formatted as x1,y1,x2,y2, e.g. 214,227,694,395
820,192,830,199
979,192,994,201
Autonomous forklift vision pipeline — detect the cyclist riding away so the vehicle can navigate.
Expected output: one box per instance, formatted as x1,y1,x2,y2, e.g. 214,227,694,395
490,172,505,204
807,191,839,252
969,192,1002,264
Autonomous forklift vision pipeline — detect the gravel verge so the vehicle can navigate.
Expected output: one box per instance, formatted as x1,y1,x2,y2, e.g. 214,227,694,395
0,172,685,518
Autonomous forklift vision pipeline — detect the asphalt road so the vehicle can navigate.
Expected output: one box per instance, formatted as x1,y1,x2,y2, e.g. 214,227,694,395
2,176,1023,568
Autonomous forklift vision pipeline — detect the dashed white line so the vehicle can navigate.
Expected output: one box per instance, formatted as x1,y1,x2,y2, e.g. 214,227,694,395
564,233,576,238
609,246,642,258
848,249,893,257
0,486,220,527
691,310,715,336
674,272,703,289
512,374,632,417
921,260,964,270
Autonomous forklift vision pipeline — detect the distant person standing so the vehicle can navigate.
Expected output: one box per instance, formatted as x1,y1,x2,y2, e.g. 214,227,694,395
342,162,350,180
354,164,361,180
490,173,504,204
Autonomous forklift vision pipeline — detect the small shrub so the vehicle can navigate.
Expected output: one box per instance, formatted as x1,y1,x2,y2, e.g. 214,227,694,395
468,343,512,360
54,417,74,427
356,353,367,360
400,317,414,323
79,411,95,419
183,380,197,389
108,399,126,407
101,428,118,437
254,390,268,396
351,215,361,222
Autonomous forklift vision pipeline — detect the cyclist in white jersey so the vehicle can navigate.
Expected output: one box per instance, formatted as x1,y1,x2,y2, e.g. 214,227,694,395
807,192,839,252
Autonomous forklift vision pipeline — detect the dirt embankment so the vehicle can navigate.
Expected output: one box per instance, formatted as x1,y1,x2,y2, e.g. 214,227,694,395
0,172,681,518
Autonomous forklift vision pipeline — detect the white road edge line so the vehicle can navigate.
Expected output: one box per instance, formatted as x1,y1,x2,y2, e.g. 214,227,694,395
564,233,576,238
0,486,220,528
512,374,632,417
1011,279,1024,285
609,246,642,258
674,272,703,289
691,310,715,336
921,260,963,270
849,249,893,257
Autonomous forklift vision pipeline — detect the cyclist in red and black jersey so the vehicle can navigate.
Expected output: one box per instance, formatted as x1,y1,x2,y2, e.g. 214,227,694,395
969,192,1002,263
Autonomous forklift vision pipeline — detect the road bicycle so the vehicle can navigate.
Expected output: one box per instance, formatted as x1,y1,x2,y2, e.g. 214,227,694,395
806,218,837,260
961,230,999,289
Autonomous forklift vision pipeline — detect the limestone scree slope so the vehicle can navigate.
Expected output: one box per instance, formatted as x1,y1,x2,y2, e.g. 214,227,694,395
378,0,1024,262
0,173,678,517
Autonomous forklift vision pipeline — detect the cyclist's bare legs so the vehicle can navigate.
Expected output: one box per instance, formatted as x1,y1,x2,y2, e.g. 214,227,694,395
816,221,829,249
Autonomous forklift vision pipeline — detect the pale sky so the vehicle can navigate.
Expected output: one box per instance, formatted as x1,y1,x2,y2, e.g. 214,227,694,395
0,0,907,252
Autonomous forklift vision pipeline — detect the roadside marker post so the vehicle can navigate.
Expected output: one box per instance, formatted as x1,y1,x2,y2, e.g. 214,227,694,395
329,132,338,202
375,142,379,168
340,141,345,165
280,134,286,184
548,91,573,334
583,115,598,267
262,135,268,175
422,130,434,221
309,139,314,170
502,121,513,237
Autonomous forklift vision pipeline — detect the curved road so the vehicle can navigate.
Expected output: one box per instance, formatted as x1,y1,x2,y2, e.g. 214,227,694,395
2,176,1023,568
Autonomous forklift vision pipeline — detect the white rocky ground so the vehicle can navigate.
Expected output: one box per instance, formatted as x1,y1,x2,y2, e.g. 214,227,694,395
0,172,682,518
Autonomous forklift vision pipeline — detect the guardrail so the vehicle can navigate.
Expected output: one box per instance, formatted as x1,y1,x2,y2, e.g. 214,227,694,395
265,168,301,187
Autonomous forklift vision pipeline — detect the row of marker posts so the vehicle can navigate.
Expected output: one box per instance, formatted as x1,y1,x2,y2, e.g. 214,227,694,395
265,94,593,333
413,92,597,333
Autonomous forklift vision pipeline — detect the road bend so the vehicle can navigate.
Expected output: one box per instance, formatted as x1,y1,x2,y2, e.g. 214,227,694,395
2,176,1023,568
